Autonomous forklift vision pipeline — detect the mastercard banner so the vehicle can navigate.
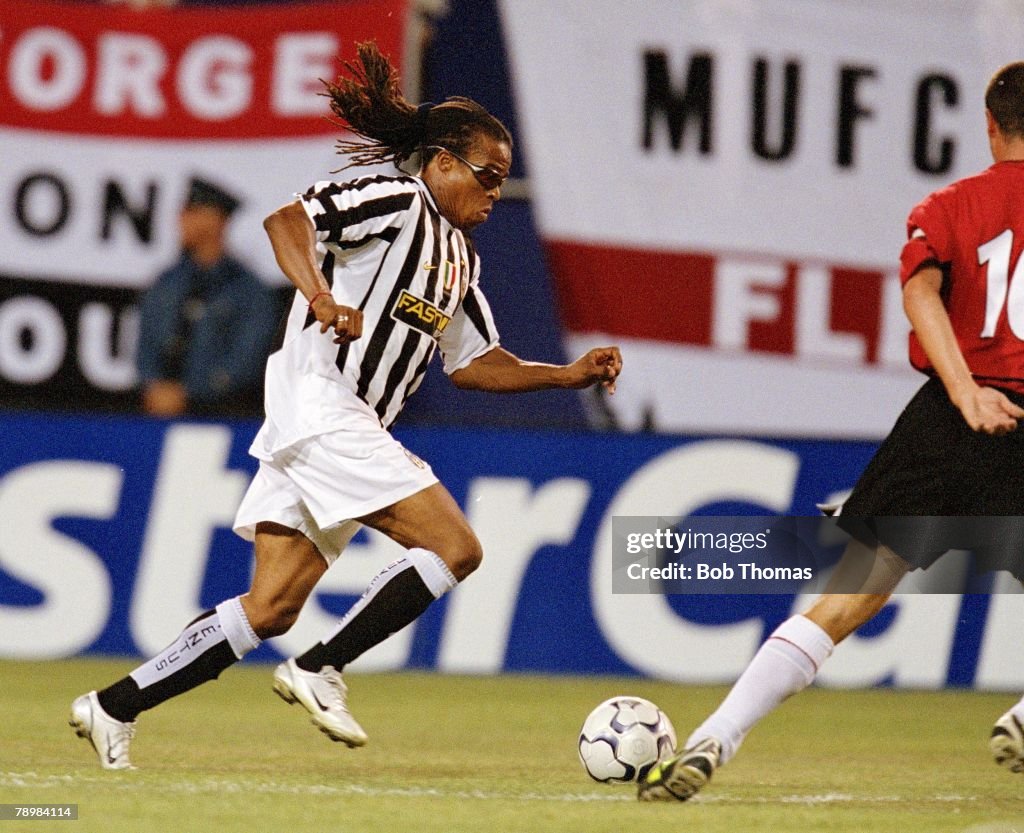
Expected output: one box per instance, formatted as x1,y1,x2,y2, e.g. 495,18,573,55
498,0,1022,438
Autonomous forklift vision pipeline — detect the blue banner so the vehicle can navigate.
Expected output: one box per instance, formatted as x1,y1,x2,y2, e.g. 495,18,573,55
1,412,1019,691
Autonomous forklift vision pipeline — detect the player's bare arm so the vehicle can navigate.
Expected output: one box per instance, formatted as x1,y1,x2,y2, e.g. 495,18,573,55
450,345,622,393
903,266,1024,434
264,201,363,343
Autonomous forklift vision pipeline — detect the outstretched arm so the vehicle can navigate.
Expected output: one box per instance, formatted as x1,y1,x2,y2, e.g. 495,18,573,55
263,201,363,343
903,265,1024,434
450,346,623,393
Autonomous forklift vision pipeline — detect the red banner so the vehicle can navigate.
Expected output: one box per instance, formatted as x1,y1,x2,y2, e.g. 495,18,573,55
549,241,890,364
0,0,410,405
0,0,407,138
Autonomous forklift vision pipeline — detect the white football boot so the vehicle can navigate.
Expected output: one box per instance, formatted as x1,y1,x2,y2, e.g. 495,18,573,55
69,692,137,771
637,737,722,801
990,711,1024,773
272,658,368,747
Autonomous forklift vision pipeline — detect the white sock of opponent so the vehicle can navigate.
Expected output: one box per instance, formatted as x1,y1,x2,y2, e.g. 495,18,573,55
684,615,834,765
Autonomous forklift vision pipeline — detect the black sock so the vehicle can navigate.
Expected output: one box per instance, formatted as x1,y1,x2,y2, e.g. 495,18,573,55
96,609,240,722
296,566,435,672
97,642,238,722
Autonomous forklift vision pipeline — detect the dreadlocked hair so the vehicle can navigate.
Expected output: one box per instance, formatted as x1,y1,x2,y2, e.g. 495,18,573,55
324,41,511,170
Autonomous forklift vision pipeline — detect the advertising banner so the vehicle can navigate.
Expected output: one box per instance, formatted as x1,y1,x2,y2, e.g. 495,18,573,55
498,0,1024,437
0,0,407,404
2,411,1020,691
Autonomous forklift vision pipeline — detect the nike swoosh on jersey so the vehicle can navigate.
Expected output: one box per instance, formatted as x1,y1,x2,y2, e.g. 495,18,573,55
422,261,438,270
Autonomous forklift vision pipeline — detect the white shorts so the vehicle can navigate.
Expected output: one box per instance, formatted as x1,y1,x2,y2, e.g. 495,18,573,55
233,426,439,565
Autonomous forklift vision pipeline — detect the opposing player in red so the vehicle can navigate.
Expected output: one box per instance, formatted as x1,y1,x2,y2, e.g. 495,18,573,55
640,61,1024,802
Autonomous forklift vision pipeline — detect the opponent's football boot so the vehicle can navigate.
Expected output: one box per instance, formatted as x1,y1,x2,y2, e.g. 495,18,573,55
991,711,1024,773
637,737,721,801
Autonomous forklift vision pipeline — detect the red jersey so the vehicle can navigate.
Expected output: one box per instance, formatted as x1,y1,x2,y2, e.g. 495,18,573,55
900,160,1024,393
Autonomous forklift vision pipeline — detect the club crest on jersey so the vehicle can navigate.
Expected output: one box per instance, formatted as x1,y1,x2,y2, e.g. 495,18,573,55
391,289,451,339
442,259,465,291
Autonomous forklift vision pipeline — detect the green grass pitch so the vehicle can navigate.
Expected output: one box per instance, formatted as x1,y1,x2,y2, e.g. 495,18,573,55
1,657,1021,833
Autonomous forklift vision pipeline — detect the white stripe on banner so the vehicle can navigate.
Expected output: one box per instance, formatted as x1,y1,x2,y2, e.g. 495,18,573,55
565,334,921,438
0,132,342,287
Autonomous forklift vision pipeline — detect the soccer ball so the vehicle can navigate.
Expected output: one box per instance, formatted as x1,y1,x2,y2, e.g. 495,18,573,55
577,696,677,783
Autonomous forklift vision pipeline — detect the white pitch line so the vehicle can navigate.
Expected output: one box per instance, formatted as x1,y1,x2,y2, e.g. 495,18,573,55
0,771,984,806
1,772,630,803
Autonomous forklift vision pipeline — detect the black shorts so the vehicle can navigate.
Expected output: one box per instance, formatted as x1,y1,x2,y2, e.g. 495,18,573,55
840,377,1024,577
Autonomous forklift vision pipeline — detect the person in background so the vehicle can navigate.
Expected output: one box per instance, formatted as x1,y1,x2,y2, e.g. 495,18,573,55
136,177,279,418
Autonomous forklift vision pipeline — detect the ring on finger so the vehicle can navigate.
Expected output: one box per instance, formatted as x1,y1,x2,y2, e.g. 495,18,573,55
337,313,348,325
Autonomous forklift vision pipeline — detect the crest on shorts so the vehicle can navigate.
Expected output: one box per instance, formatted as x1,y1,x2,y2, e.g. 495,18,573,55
402,447,427,470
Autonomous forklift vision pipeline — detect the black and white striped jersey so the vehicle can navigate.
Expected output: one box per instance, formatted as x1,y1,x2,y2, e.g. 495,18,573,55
252,174,500,459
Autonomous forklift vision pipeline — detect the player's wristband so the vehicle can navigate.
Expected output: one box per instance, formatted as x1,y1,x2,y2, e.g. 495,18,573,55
308,290,332,310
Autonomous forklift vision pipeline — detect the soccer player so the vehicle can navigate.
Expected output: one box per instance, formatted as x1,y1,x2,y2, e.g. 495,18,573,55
70,42,622,770
639,61,1024,802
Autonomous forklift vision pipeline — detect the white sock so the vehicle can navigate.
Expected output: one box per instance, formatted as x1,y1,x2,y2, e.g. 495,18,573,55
1010,694,1024,723
685,615,834,765
315,548,457,646
127,597,261,691
216,596,262,658
406,547,459,598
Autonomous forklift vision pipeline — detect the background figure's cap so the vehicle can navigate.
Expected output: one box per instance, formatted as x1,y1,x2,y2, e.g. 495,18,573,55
185,177,241,215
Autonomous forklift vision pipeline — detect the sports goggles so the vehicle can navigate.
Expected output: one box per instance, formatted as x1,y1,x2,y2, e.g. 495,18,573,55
428,146,507,191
